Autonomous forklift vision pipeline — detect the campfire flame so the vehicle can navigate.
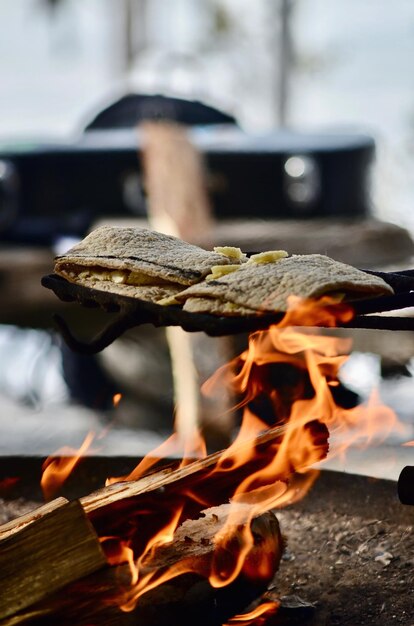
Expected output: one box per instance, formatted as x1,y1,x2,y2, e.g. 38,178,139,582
225,601,280,625
41,392,125,499
40,296,406,619
41,431,95,500
101,536,139,585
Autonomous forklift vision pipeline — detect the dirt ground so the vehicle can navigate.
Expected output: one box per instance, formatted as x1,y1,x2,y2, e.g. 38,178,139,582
270,509,414,625
260,472,414,626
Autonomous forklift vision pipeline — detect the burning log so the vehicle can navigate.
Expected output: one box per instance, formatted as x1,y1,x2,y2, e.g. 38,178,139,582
1,505,282,626
79,420,327,564
0,497,106,620
0,419,326,624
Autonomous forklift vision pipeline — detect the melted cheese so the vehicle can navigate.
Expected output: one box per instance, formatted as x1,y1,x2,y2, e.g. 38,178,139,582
213,246,247,261
71,267,173,286
247,250,288,264
158,294,180,306
206,264,241,281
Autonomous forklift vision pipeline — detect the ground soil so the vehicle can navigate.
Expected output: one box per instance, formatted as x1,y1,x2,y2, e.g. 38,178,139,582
0,496,39,525
270,508,414,626
1,471,413,626
264,472,414,626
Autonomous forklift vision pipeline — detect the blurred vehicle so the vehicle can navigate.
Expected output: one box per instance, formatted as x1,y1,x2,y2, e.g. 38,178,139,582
0,94,375,246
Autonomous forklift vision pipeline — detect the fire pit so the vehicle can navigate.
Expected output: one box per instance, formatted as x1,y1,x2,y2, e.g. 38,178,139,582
1,281,413,625
0,468,412,626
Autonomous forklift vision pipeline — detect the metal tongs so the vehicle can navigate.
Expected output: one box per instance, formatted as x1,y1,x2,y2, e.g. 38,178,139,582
41,268,414,355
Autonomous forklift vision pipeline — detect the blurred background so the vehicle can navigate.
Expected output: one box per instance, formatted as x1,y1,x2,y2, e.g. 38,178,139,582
0,0,414,479
1,0,414,225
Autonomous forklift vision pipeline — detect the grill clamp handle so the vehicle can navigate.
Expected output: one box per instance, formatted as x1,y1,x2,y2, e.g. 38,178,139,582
398,466,414,506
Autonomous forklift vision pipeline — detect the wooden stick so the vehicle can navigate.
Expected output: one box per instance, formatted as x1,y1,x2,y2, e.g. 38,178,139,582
0,497,107,620
141,120,235,447
140,120,214,242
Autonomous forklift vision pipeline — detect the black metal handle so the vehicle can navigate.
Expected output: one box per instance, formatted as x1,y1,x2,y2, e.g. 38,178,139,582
53,312,142,354
362,269,414,294
398,466,414,505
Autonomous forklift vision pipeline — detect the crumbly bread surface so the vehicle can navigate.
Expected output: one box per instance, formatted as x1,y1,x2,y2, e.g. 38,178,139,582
55,225,238,287
54,230,393,313
176,254,393,314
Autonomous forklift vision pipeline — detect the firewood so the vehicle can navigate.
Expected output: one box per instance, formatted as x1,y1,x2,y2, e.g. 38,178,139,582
0,497,107,620
0,505,283,626
82,420,327,510
0,420,325,624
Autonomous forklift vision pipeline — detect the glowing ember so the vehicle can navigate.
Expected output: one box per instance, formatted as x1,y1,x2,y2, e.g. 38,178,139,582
112,393,122,407
0,477,20,496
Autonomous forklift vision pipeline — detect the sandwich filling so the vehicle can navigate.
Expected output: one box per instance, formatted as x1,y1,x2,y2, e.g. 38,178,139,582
54,225,243,303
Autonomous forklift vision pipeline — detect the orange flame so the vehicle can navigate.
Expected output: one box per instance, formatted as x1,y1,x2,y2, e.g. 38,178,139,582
108,503,187,612
113,393,122,408
106,420,207,486
100,537,139,585
225,601,280,625
64,297,407,615
41,431,95,500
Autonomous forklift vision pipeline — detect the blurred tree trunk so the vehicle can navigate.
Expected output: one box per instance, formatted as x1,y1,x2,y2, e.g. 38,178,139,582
277,0,294,126
120,0,134,71
111,0,148,78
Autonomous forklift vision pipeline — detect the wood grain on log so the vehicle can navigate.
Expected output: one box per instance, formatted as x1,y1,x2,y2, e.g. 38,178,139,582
0,497,106,620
